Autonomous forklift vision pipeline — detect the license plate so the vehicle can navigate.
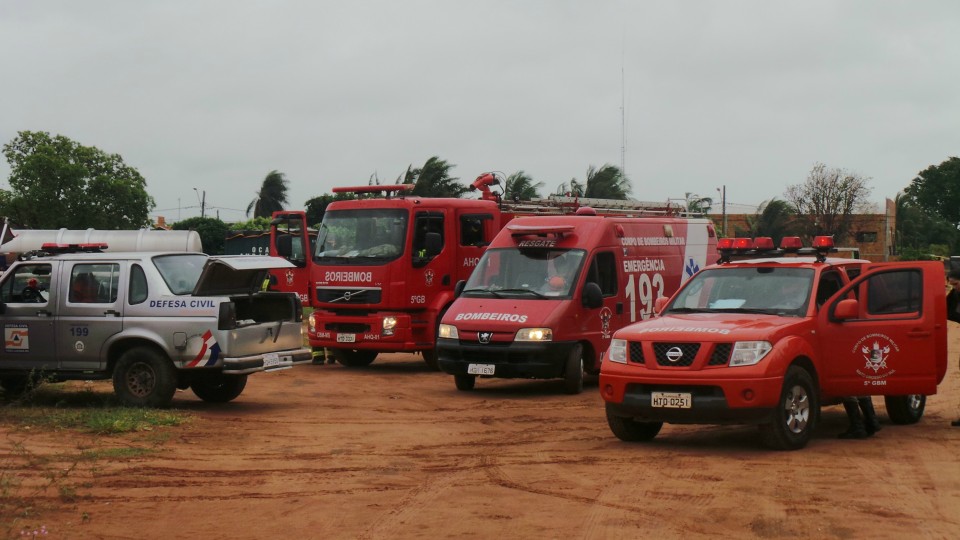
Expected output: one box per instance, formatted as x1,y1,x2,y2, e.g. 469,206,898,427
467,363,495,375
651,392,692,409
337,334,356,343
263,352,280,369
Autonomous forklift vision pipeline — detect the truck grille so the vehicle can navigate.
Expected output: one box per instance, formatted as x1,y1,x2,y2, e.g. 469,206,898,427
653,343,700,367
315,287,382,304
629,341,645,364
709,343,732,366
325,323,371,333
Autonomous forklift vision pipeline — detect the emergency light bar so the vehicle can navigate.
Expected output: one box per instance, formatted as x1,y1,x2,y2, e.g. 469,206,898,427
332,184,415,198
717,236,836,263
39,242,108,253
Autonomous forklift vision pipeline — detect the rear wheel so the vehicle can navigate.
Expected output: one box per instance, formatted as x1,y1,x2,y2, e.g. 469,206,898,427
422,307,449,371
885,394,925,424
0,375,40,398
760,366,818,450
454,374,476,391
191,373,248,403
113,347,177,408
563,344,585,395
332,349,378,367
605,404,663,441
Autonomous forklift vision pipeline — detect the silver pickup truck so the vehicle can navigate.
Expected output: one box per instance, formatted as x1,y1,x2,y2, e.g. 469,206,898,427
0,246,311,407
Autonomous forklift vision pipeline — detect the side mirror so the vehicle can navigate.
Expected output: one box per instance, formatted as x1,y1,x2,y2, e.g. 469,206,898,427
833,298,859,320
582,282,603,309
425,232,442,257
454,280,466,298
654,296,670,314
276,235,292,258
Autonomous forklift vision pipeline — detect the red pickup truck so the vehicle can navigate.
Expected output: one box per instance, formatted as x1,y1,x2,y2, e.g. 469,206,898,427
599,236,948,450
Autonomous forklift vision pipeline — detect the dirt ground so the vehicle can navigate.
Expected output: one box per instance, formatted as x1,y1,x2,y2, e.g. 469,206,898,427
3,330,960,540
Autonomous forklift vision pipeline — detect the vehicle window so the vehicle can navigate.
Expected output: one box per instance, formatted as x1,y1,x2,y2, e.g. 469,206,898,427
412,211,444,267
462,248,586,298
866,270,921,316
71,263,119,303
460,214,492,247
588,252,617,296
316,208,407,262
0,263,52,304
153,254,208,295
816,271,844,308
129,264,148,305
670,266,814,315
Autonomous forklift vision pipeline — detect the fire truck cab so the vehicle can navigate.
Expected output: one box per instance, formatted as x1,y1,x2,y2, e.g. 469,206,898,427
437,212,718,393
600,236,948,450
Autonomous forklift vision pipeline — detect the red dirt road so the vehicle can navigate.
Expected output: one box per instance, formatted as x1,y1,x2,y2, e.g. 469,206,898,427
4,334,960,539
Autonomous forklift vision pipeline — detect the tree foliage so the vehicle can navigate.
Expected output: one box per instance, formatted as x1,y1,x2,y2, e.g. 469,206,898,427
304,192,356,227
784,163,873,242
901,157,960,226
246,170,290,218
172,216,229,255
895,192,960,259
399,156,468,198
1,131,155,229
228,216,272,232
584,165,631,200
503,171,544,201
685,193,713,215
741,198,800,244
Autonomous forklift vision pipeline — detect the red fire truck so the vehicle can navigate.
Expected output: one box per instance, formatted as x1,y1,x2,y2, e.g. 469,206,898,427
436,212,718,393
599,236,948,450
268,174,691,368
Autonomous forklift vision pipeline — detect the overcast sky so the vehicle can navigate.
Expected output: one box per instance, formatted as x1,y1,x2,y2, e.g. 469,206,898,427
2,1,959,223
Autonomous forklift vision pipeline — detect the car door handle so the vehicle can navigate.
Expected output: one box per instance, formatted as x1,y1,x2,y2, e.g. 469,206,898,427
36,310,52,317
907,330,930,338
104,309,121,317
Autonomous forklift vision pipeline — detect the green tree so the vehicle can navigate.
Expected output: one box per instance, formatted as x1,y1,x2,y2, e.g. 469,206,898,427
744,198,800,245
228,216,272,232
555,179,584,197
902,157,960,226
304,192,355,227
172,216,229,255
246,170,290,218
1,131,155,229
685,193,713,215
584,165,631,200
785,162,873,243
400,156,468,198
895,192,960,259
504,171,544,201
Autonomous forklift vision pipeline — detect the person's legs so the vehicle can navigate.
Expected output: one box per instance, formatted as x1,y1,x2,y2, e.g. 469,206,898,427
839,398,868,439
858,397,881,436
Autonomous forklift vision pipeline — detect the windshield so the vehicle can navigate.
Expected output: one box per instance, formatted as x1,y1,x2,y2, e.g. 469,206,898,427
462,248,586,298
315,208,408,263
153,254,209,295
668,266,814,316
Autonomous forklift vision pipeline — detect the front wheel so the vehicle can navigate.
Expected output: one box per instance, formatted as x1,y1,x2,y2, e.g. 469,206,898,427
113,347,177,408
563,343,585,395
760,366,818,451
885,394,925,424
191,373,248,403
605,404,663,441
332,349,377,367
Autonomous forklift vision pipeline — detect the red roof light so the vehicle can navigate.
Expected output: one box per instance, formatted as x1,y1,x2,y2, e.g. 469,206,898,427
717,238,735,250
753,237,775,250
780,237,803,250
732,238,754,250
812,236,835,249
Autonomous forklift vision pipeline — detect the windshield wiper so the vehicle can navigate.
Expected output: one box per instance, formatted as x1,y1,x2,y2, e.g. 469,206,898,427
495,288,548,298
713,307,778,314
462,287,504,298
666,307,712,313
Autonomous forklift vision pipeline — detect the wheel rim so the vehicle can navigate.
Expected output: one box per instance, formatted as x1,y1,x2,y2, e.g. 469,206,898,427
907,394,923,411
784,384,810,434
126,361,157,398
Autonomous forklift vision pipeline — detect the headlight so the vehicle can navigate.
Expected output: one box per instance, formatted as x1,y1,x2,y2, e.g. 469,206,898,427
515,328,553,342
729,341,773,367
607,338,627,364
308,312,317,333
382,316,397,335
438,324,459,339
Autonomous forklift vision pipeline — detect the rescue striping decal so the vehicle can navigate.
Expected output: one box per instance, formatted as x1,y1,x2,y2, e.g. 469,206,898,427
621,237,686,246
454,312,529,323
4,324,29,353
186,330,222,368
853,333,899,383
632,326,731,335
324,271,373,282
684,258,701,278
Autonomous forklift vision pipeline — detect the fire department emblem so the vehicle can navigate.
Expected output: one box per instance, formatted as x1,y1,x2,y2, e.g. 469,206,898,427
285,269,295,286
852,333,900,380
425,269,435,286
478,331,493,344
599,307,613,339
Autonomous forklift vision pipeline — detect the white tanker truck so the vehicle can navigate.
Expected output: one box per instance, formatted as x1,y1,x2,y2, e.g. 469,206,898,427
0,226,202,254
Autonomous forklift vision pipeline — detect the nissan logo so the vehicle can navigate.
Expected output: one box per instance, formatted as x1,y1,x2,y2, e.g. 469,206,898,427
666,346,684,363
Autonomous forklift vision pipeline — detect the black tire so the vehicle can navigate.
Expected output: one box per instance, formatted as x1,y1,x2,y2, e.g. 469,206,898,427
332,349,377,367
760,366,818,451
605,403,663,442
563,343,585,395
112,347,178,408
454,374,476,391
0,376,33,398
191,373,248,403
422,306,449,371
884,394,926,425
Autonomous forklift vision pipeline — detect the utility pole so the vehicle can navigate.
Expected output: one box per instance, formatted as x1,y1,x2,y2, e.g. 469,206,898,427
717,185,727,237
194,188,206,218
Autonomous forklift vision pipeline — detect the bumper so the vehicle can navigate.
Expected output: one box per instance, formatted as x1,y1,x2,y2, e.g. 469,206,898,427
600,371,784,425
437,338,579,379
309,312,428,353
221,348,313,375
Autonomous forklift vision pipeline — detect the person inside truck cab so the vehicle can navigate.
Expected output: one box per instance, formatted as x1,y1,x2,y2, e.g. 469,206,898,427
70,272,99,303
21,277,44,303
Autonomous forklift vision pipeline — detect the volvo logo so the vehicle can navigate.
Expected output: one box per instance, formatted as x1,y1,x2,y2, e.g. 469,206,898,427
478,331,493,344
666,346,684,363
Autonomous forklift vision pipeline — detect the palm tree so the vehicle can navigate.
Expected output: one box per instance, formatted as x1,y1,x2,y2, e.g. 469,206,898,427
247,170,290,218
401,156,468,198
745,198,799,244
504,171,544,201
584,165,630,200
